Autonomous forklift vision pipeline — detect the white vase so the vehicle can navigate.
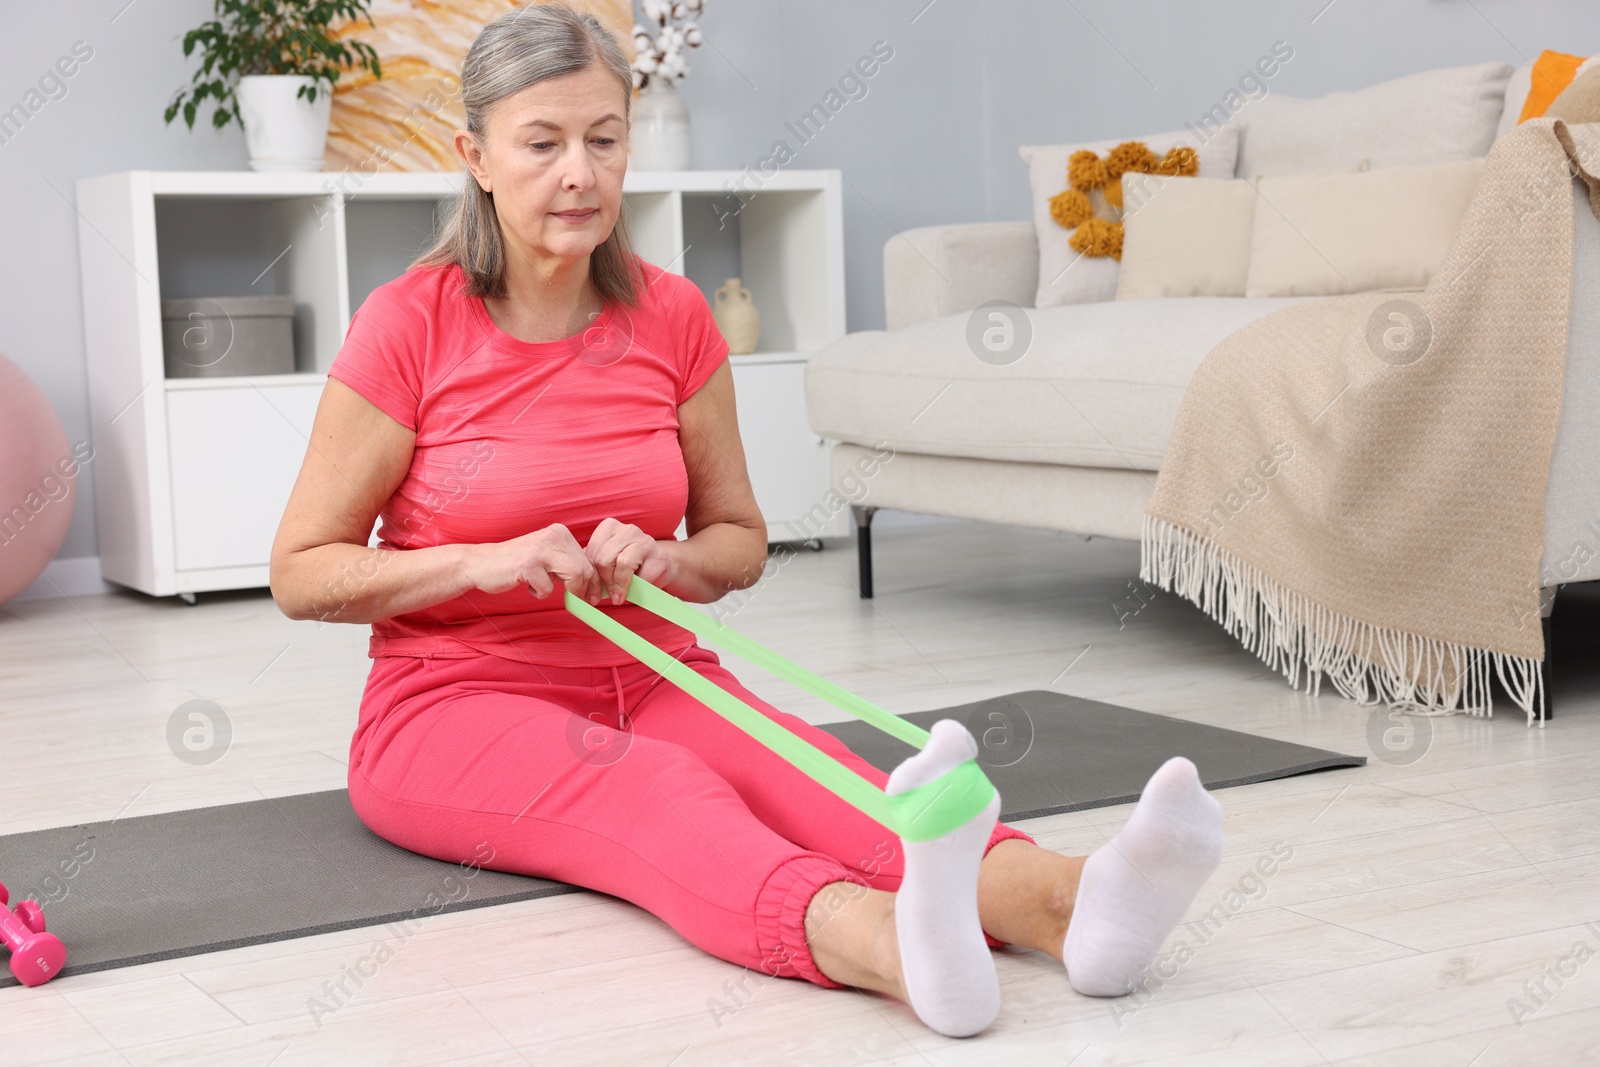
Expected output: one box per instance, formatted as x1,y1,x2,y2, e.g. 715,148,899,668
236,74,332,172
630,78,691,171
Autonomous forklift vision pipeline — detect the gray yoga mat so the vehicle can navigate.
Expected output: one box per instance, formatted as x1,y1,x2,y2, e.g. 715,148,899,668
827,689,1365,820
0,689,1361,987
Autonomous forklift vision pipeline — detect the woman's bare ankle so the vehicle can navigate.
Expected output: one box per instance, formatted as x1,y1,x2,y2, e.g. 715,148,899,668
866,894,909,1003
805,882,907,1002
977,839,1084,961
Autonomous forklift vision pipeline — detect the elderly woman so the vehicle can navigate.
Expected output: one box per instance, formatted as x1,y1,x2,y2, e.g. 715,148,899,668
269,2,1221,1039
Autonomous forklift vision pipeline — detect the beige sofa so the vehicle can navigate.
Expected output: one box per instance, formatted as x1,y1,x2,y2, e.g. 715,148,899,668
802,62,1600,713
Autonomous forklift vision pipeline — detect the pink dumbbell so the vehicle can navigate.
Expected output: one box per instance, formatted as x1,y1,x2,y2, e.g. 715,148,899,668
0,879,67,987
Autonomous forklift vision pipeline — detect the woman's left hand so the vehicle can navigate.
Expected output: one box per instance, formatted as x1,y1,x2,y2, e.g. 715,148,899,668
584,518,677,605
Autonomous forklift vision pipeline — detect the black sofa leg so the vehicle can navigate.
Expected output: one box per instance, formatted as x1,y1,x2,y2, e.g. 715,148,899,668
1538,608,1555,722
851,504,877,599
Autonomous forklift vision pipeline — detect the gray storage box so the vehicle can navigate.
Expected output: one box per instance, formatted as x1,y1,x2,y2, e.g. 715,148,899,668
161,295,296,378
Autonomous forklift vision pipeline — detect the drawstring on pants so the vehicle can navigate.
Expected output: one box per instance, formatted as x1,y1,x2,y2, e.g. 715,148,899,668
605,644,692,728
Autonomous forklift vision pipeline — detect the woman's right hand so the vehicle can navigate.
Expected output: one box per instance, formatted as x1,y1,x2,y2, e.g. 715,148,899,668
466,523,608,604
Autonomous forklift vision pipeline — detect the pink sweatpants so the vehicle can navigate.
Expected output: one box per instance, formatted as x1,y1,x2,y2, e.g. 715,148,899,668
347,642,1037,988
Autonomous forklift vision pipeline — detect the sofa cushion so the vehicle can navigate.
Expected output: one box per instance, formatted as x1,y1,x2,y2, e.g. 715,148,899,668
1235,61,1512,180
1115,161,1375,300
1498,62,1534,140
1116,177,1258,299
805,296,1308,472
1517,50,1593,122
1020,127,1239,310
1246,158,1486,297
1547,65,1600,123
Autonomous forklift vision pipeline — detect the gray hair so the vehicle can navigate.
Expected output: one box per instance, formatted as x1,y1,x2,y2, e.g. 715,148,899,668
412,1,641,306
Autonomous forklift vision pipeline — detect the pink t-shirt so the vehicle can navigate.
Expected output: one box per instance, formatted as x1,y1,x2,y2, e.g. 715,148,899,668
325,257,730,667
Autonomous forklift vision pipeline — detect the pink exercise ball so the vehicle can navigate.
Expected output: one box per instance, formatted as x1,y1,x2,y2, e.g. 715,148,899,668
0,353,78,607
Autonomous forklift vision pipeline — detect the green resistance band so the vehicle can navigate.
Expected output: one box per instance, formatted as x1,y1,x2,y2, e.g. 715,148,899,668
562,576,996,842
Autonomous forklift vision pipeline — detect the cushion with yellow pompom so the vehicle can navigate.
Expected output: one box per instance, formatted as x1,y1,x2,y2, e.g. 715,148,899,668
1020,125,1238,309
1048,138,1201,275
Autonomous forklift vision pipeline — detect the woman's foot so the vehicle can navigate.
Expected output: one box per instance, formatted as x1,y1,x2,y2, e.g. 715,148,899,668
1061,756,1222,996
883,719,1002,1037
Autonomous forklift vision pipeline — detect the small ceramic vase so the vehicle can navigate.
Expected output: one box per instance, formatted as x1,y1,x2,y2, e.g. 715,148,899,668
712,278,760,354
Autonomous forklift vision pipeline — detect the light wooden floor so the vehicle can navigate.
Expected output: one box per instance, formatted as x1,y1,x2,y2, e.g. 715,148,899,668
4,520,1599,1066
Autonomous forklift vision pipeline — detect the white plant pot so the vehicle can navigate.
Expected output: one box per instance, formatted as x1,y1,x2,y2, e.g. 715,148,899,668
236,74,332,172
629,79,691,171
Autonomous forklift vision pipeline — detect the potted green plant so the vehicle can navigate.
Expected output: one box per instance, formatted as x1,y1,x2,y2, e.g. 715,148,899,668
165,0,383,172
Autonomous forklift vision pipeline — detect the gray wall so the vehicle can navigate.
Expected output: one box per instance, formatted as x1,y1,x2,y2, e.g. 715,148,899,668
3,0,1596,565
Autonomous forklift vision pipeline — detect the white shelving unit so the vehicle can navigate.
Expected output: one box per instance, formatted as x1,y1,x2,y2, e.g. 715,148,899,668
75,168,850,600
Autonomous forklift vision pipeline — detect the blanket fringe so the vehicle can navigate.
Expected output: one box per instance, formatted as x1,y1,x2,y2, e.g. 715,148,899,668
1139,516,1545,726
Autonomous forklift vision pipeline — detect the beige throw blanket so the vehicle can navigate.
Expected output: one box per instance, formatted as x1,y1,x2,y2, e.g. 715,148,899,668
1141,119,1600,723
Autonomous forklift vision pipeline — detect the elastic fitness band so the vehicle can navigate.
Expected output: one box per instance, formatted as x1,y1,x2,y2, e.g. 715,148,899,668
562,576,997,843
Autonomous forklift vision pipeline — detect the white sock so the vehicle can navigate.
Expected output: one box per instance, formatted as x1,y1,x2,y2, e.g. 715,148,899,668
1061,756,1222,997
884,718,1002,1038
